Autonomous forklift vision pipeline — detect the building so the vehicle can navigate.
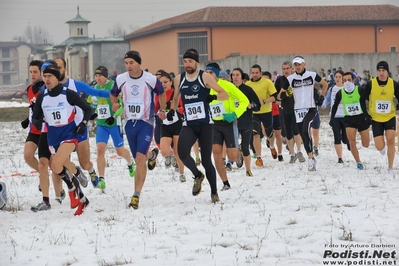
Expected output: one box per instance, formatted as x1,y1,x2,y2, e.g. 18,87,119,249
49,6,129,82
124,5,399,74
0,41,32,87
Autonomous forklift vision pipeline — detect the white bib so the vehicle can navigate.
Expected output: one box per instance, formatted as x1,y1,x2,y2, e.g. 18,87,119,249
162,111,179,125
345,103,362,116
125,101,144,120
44,106,68,126
209,101,226,119
97,104,111,119
375,100,391,114
185,102,206,121
294,108,309,123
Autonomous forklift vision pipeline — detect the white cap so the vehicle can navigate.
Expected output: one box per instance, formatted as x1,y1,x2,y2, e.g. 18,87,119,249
293,57,305,64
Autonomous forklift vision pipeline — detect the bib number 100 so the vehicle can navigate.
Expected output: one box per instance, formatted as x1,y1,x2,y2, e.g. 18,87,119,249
128,105,141,114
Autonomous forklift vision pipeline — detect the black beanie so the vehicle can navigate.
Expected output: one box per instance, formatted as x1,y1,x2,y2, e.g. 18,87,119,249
43,65,61,81
95,66,108,78
124,50,142,64
376,61,389,72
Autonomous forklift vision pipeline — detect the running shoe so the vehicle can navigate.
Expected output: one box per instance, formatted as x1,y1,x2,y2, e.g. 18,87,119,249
192,172,205,196
128,163,135,177
308,157,316,171
0,182,6,210
171,156,177,168
211,193,220,203
195,157,201,166
31,201,51,212
225,163,232,171
68,188,80,209
97,177,106,190
55,189,66,204
74,197,89,216
297,152,306,163
236,150,244,168
179,174,186,182
313,147,319,156
357,162,364,170
75,166,88,188
128,196,139,209
164,156,171,167
289,154,297,164
278,155,284,162
221,184,231,191
270,148,277,159
89,170,99,187
338,158,344,164
255,157,263,167
246,170,253,177
147,147,159,170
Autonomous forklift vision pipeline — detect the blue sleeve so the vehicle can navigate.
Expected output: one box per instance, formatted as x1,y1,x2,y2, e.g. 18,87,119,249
75,80,110,98
110,81,120,97
322,88,332,108
154,78,164,95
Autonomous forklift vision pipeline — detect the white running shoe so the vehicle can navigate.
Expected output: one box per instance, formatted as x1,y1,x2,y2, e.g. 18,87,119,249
308,157,316,171
0,182,7,210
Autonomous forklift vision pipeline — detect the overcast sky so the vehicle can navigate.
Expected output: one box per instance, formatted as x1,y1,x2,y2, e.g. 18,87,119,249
0,0,398,44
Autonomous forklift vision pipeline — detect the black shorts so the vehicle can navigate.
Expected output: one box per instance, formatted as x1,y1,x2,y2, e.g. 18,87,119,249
38,133,51,160
253,112,273,138
344,115,370,132
272,114,281,130
161,121,182,138
371,117,396,137
26,133,40,145
213,121,236,148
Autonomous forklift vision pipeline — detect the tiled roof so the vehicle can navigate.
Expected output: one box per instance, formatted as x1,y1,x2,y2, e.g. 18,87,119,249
54,37,92,48
125,5,399,40
0,41,30,48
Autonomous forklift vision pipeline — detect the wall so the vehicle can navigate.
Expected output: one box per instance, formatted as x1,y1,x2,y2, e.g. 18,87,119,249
201,52,399,79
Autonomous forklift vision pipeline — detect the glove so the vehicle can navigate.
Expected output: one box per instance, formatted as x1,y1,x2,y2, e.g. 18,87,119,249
105,116,115,125
206,94,217,103
222,112,237,123
329,119,333,127
315,95,325,106
73,122,86,134
396,104,399,111
167,109,175,121
90,113,98,120
21,118,29,129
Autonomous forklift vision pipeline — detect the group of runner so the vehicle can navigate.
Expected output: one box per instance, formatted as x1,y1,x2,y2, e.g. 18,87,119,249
12,49,399,213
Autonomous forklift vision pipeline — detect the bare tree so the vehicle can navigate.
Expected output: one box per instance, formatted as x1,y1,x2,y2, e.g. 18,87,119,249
106,23,126,38
17,25,52,44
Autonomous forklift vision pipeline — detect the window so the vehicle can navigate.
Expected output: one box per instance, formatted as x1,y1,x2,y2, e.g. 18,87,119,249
390,46,397,53
81,28,83,35
3,75,11,85
177,32,208,73
77,28,80,36
2,61,10,71
2,48,10,58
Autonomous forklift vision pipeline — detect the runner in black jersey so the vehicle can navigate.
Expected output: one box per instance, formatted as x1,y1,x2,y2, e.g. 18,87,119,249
161,49,228,203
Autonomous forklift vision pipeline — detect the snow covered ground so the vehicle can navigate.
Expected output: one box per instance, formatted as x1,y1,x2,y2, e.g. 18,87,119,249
0,101,398,265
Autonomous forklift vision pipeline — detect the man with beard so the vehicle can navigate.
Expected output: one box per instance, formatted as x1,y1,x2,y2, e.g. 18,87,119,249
162,49,228,203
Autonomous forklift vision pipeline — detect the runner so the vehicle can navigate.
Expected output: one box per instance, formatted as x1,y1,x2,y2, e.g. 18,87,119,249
110,50,165,209
165,48,228,203
331,72,370,170
360,61,399,173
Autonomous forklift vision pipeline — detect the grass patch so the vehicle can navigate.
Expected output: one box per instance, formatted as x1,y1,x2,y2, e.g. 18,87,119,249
0,107,29,122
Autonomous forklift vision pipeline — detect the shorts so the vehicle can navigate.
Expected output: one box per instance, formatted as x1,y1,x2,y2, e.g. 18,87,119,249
125,120,154,158
161,120,182,138
96,125,124,148
311,111,320,129
213,121,237,148
38,133,51,160
272,114,282,130
77,127,89,142
371,117,396,137
253,112,273,138
344,115,370,132
49,139,78,155
26,133,40,145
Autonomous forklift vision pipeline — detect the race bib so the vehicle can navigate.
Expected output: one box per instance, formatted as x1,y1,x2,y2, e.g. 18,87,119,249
44,106,68,126
209,101,226,119
185,102,205,121
375,100,391,114
234,99,239,108
162,110,179,125
345,103,361,116
294,108,309,123
97,104,111,119
125,101,144,120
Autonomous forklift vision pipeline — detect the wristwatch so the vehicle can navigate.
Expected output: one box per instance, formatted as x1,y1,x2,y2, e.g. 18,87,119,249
263,99,267,104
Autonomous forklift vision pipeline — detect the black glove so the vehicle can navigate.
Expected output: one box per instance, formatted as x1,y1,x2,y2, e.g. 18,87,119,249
315,95,325,106
90,113,98,120
206,94,217,103
73,122,86,134
21,118,29,129
105,116,115,125
396,104,399,111
167,109,175,121
329,119,333,127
